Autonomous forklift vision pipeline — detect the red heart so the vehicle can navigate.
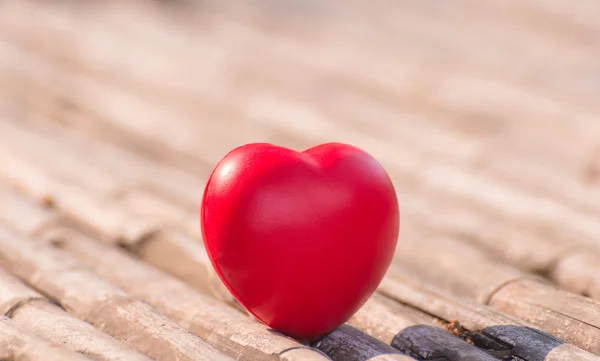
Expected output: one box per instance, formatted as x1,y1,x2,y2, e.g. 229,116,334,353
201,143,400,339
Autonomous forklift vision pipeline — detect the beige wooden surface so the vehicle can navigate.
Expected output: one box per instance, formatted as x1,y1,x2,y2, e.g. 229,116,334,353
1,0,600,360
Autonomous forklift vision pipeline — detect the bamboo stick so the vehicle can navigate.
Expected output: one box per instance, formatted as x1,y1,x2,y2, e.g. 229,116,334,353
13,89,600,303
548,249,600,299
313,325,416,361
3,180,545,361
378,269,524,332
4,174,600,358
4,116,600,358
2,183,503,360
0,184,59,236
231,100,600,303
242,109,600,250
0,227,233,361
0,118,201,219
390,234,600,355
19,98,600,303
0,269,152,361
3,0,600,179
1,2,600,361
14,191,598,361
2,0,596,153
221,111,594,299
20,100,600,303
348,293,437,344
8,88,600,348
0,177,232,304
6,20,600,303
359,277,600,360
10,94,593,288
7,96,600,310
7,92,600,353
0,125,158,244
35,221,424,361
3,0,599,171
399,193,600,299
0,315,93,361
392,325,499,361
42,226,330,361
378,270,600,361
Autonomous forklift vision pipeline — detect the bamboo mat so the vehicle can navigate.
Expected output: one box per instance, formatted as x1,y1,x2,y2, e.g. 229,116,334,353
1,0,600,360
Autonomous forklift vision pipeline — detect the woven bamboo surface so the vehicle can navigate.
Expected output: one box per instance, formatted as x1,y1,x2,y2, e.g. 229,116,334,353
1,0,600,360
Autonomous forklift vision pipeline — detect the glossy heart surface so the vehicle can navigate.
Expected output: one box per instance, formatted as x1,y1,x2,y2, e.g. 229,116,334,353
201,143,400,339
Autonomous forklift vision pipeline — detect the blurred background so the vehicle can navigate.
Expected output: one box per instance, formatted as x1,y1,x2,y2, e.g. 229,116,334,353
1,0,600,275
2,0,599,165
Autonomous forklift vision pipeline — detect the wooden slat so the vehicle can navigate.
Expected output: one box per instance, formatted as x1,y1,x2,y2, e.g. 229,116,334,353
0,119,201,218
4,0,600,167
378,270,600,360
0,120,233,300
549,250,600,299
3,0,599,142
394,234,526,302
36,220,422,360
0,184,58,236
378,269,525,332
392,325,499,361
2,3,600,361
2,0,599,176
389,235,600,355
130,227,234,303
0,269,152,361
0,315,92,361
348,293,437,345
546,344,600,361
7,180,599,361
3,92,600,358
0,179,232,306
0,124,158,244
488,278,600,355
314,325,416,361
40,224,332,361
0,174,502,360
0,227,233,361
18,100,600,302
10,86,600,303
387,172,600,300
4,1,600,304
3,181,502,361
7,94,600,311
5,97,600,358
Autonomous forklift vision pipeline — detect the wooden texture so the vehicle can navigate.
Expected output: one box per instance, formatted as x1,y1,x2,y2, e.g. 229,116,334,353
0,269,152,361
1,0,600,360
379,270,525,332
389,235,600,355
0,228,233,361
392,325,499,361
348,293,436,345
0,180,423,360
10,184,598,360
378,270,600,360
546,344,600,361
37,219,422,361
314,325,414,361
39,224,331,361
0,121,232,303
548,250,600,299
5,11,600,297
0,315,93,361
489,279,600,354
